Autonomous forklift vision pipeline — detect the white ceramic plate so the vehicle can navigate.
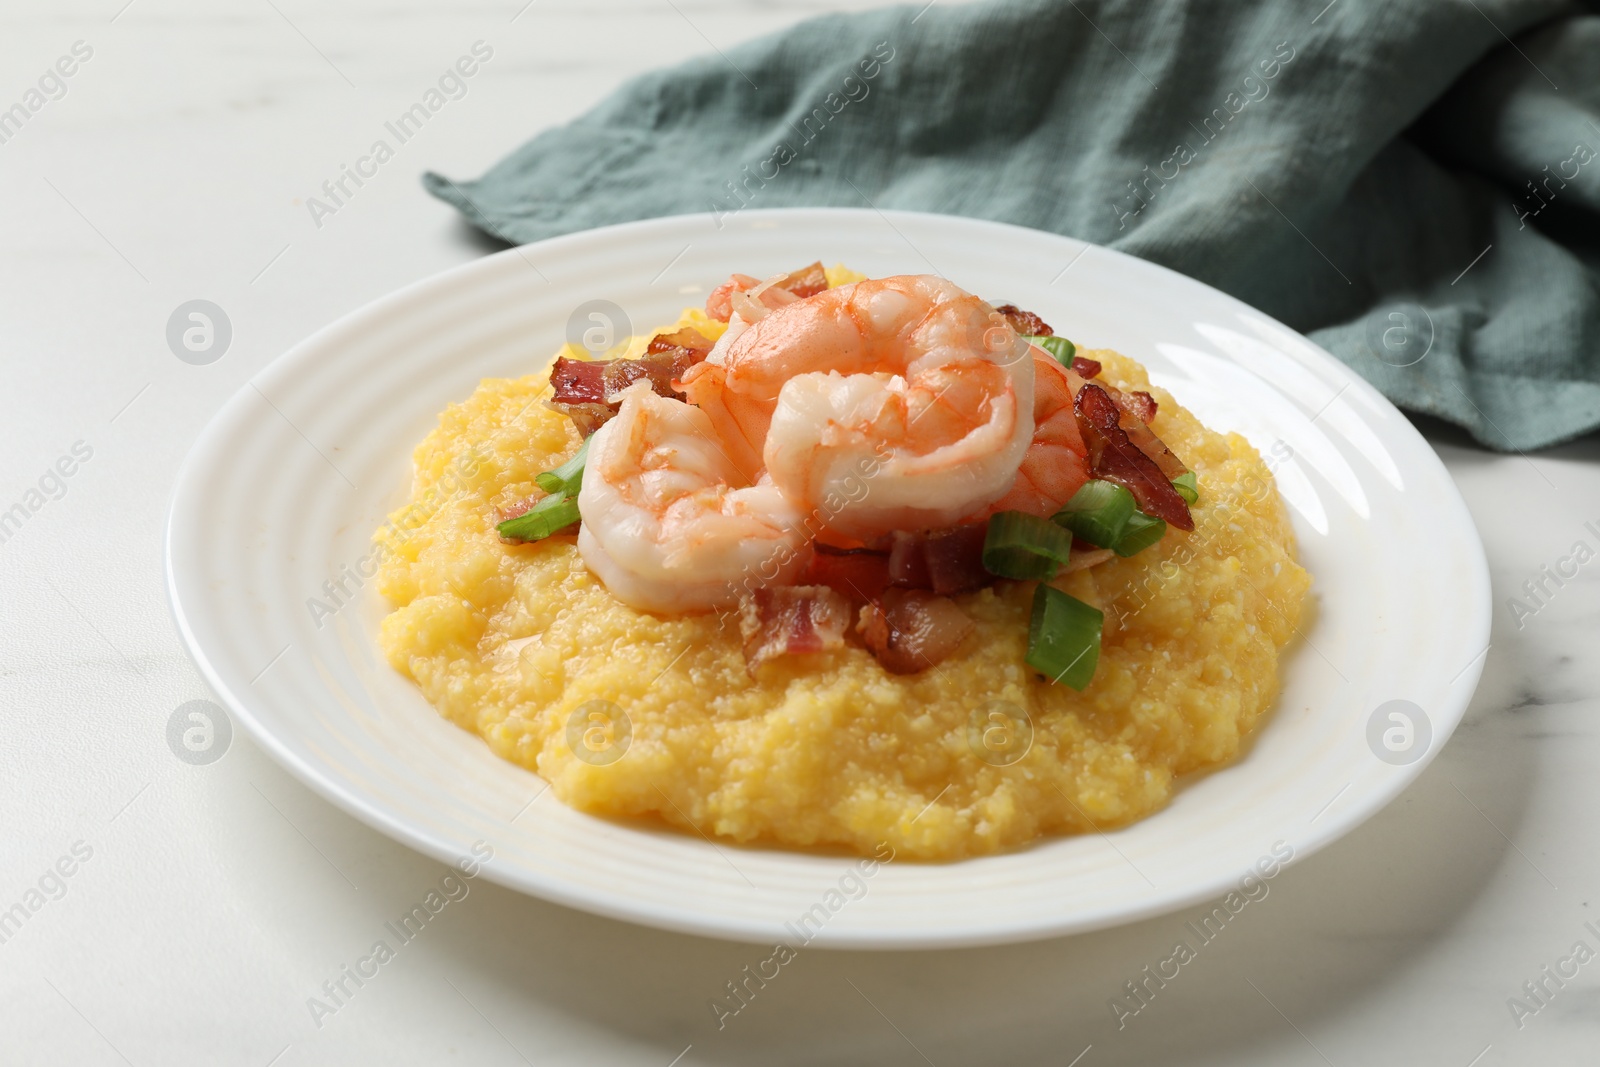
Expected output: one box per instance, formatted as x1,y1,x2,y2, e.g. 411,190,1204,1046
166,209,1490,949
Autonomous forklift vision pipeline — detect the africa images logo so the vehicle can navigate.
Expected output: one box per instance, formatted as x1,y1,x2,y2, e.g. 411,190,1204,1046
304,841,493,1029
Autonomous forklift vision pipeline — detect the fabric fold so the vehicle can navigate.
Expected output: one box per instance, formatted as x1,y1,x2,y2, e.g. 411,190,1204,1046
426,0,1600,451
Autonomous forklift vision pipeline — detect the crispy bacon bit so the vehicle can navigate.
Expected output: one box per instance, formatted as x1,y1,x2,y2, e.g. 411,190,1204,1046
1074,383,1194,531
547,329,714,435
803,545,893,603
1062,366,1187,483
739,585,851,672
706,262,830,322
887,532,930,589
645,327,712,356
1106,387,1184,479
1120,390,1158,425
543,401,611,438
549,350,706,407
924,524,991,593
549,357,608,405
1070,356,1102,379
783,262,829,299
993,304,1053,337
889,524,989,595
858,589,975,675
602,357,679,398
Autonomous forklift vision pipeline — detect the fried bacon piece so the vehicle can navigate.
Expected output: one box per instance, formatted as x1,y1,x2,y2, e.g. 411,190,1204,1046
739,585,851,672
545,400,612,438
1055,356,1153,425
994,304,1053,337
781,261,829,299
548,358,608,405
547,327,713,435
858,589,975,675
1118,390,1159,425
1061,364,1185,481
887,524,989,596
804,522,990,606
706,262,829,322
647,327,716,359
802,545,893,603
1103,386,1183,478
886,534,928,588
1074,383,1194,530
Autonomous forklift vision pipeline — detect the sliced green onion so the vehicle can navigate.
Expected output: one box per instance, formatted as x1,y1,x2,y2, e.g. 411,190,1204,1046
497,492,580,542
506,437,592,542
1053,480,1137,549
1025,335,1077,366
534,436,591,496
1056,480,1168,557
1172,470,1199,505
1113,512,1168,557
1027,584,1103,689
983,511,1075,580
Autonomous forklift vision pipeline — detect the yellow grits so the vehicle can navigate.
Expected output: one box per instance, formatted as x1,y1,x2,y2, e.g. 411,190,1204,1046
374,281,1311,861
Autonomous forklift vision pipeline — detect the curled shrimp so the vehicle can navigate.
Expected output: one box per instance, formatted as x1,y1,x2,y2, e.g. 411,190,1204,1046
974,348,1091,518
682,275,1034,539
683,274,805,480
576,382,810,614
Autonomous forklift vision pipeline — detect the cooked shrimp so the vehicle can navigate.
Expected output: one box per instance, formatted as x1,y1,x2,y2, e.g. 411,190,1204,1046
704,262,826,323
975,348,1091,518
683,274,808,481
576,382,811,614
685,275,1034,539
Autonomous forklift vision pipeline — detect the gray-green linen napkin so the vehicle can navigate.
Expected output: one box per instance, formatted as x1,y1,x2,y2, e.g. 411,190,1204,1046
425,0,1600,452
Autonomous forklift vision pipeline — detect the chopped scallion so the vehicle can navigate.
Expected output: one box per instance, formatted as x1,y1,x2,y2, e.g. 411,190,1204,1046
1172,470,1199,505
497,492,580,542
1055,480,1170,558
1024,334,1075,367
1053,480,1137,549
1025,335,1077,366
1027,584,1103,689
506,437,591,542
534,436,591,496
1113,512,1167,557
983,511,1076,580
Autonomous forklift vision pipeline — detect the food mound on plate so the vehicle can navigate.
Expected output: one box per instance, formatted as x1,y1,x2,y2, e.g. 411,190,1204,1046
374,263,1310,861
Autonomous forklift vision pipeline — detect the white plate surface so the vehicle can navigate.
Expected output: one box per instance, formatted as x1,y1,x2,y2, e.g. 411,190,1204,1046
166,209,1490,948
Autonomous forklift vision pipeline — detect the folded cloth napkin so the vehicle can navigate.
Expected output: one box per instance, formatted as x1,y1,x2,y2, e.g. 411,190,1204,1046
426,0,1600,451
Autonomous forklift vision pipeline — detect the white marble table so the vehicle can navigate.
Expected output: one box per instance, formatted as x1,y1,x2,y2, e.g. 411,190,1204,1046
3,2,1596,1063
